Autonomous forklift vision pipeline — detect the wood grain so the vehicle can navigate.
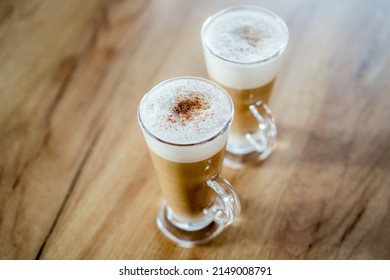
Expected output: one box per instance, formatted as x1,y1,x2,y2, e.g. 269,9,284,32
0,0,389,259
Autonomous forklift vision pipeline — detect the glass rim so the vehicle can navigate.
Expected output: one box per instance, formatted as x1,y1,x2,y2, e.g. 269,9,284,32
137,76,234,147
201,5,289,65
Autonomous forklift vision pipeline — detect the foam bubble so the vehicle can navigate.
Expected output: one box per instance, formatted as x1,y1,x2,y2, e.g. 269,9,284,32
202,7,288,89
138,77,232,162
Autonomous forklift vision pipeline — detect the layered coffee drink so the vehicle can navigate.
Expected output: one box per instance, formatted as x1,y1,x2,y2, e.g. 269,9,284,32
138,77,233,225
201,6,289,161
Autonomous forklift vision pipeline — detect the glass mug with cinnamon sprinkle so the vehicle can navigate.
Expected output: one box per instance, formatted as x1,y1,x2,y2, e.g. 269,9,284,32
201,6,289,166
138,77,240,247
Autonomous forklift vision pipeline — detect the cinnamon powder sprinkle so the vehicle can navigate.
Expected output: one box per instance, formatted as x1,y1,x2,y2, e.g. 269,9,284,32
169,92,209,125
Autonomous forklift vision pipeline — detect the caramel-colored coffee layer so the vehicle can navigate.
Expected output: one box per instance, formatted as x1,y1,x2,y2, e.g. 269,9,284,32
212,78,275,136
149,148,225,221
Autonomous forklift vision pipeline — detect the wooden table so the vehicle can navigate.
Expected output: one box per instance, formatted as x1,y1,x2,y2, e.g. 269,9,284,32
1,0,389,260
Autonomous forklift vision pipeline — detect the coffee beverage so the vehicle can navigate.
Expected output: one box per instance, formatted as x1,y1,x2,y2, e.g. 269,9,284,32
138,77,239,246
201,6,288,162
138,77,240,245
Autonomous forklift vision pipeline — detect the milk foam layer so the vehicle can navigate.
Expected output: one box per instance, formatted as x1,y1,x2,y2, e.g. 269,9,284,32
202,6,288,89
139,77,232,163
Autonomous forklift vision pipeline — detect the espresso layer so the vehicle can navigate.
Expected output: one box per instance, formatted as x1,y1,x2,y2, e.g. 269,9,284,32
149,148,225,221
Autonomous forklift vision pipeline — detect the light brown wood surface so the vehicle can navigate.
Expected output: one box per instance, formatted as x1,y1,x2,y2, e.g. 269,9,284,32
1,0,389,260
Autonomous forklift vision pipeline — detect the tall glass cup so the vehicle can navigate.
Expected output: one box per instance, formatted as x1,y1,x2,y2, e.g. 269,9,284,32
138,77,240,247
201,6,289,166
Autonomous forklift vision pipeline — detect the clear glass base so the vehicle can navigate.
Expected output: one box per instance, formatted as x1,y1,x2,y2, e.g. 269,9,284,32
225,127,277,168
224,148,273,169
156,202,225,248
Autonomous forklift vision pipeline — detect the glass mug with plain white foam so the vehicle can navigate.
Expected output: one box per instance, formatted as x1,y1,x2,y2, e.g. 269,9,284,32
201,6,289,166
137,76,240,247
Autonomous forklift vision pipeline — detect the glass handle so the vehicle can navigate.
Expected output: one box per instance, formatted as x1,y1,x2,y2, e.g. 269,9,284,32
205,175,241,226
246,100,277,156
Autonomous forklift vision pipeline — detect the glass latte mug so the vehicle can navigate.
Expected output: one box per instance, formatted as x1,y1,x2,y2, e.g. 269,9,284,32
138,77,240,247
201,6,289,166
